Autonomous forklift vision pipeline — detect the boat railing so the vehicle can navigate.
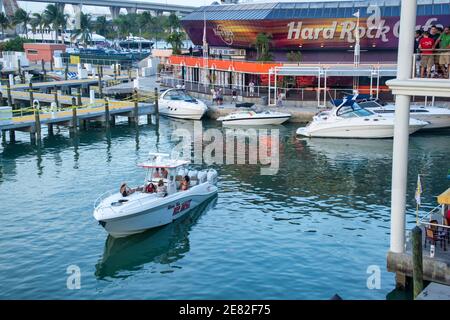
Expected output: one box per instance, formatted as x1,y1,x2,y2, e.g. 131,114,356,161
93,189,117,209
418,204,450,230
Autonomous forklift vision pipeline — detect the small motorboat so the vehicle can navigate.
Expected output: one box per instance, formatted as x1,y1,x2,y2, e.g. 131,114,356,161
296,100,428,139
158,88,208,120
93,153,218,238
217,110,291,126
352,96,450,130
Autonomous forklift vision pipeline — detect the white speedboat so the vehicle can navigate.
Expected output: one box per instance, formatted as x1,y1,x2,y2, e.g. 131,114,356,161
217,110,291,126
158,89,207,120
296,102,428,139
93,153,218,238
356,98,450,130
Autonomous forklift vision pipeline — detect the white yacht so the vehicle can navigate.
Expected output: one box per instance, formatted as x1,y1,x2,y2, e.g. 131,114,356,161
93,153,218,238
356,98,450,130
158,89,208,120
296,102,428,139
217,110,291,126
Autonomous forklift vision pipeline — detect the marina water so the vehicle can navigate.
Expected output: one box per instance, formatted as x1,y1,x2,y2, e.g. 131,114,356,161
0,118,449,299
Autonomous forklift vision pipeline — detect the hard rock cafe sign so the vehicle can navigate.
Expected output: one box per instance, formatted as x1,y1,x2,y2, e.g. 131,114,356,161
213,25,234,45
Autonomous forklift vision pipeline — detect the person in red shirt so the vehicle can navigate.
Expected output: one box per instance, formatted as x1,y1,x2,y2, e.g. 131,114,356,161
419,31,435,78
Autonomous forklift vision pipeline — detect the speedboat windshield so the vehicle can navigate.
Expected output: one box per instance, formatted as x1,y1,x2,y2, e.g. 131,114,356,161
358,101,384,109
164,90,196,102
337,103,375,118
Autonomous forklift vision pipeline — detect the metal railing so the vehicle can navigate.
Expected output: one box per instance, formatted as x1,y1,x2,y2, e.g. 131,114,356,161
418,204,450,230
413,49,450,79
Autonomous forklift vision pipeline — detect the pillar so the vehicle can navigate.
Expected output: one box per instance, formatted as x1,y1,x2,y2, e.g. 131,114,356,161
109,7,121,19
390,0,417,253
126,7,137,14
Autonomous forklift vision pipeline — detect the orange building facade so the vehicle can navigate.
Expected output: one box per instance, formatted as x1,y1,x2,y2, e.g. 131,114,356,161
23,43,66,63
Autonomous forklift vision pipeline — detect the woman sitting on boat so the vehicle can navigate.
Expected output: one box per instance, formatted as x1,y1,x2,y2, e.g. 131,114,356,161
144,182,156,193
157,179,167,196
120,182,135,197
180,175,190,191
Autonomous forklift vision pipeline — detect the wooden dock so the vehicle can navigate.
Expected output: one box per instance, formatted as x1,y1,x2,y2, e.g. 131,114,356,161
387,226,450,288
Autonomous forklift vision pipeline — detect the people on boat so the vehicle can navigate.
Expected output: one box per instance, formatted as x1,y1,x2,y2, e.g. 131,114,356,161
144,182,156,193
180,175,190,191
153,168,161,178
120,182,135,197
157,179,167,196
161,168,168,179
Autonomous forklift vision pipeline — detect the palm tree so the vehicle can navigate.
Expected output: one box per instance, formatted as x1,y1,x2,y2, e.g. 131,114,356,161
255,33,273,61
71,12,93,48
44,4,68,44
166,13,180,33
14,9,31,38
0,13,10,40
31,13,45,42
166,31,184,54
95,16,109,37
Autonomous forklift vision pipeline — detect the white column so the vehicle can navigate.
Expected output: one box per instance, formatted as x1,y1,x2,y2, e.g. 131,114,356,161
390,0,417,253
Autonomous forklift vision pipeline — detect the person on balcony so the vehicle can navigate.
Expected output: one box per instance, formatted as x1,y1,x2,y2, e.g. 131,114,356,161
419,31,435,78
434,26,450,79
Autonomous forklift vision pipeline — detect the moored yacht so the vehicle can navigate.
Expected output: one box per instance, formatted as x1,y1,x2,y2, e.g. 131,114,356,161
217,110,291,126
93,153,218,238
343,95,450,130
158,89,208,120
296,101,428,139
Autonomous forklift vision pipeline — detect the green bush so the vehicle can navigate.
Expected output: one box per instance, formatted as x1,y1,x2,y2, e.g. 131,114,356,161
2,37,30,52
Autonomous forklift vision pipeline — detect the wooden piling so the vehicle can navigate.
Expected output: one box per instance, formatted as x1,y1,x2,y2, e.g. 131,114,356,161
29,82,34,106
77,87,82,106
412,226,424,299
113,63,117,81
6,82,12,108
98,67,103,99
154,87,159,124
71,97,78,134
134,89,139,125
48,124,54,135
9,130,15,142
65,62,69,81
17,59,22,81
104,98,110,129
54,91,59,110
34,104,41,142
41,59,46,78
50,59,54,71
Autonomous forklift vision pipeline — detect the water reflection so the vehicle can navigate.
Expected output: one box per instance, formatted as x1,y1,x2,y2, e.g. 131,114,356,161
95,196,217,280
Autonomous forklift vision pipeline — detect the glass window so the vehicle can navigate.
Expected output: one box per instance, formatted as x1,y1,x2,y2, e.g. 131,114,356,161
383,7,392,16
391,6,400,16
417,5,426,15
424,5,433,14
434,4,442,14
443,4,450,14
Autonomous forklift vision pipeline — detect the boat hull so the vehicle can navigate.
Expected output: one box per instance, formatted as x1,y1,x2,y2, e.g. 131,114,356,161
221,116,290,126
296,123,423,138
95,185,218,238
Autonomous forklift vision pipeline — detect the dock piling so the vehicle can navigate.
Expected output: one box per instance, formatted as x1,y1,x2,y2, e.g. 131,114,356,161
71,97,78,134
77,87,82,106
98,66,103,99
412,226,424,299
6,82,12,108
54,91,59,110
133,89,139,125
34,101,41,142
29,83,34,106
154,87,159,125
9,130,15,142
104,98,110,129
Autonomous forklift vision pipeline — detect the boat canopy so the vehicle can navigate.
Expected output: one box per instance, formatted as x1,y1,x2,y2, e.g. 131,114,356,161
437,188,450,205
138,153,190,169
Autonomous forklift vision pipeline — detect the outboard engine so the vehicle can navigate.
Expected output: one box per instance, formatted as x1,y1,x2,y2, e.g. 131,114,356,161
206,169,218,185
188,170,198,180
177,167,188,177
197,171,207,184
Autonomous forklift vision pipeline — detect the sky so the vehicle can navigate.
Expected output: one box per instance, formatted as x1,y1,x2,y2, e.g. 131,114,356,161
16,0,349,15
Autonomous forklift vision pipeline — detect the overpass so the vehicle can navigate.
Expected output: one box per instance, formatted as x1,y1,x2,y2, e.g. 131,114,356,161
13,0,197,18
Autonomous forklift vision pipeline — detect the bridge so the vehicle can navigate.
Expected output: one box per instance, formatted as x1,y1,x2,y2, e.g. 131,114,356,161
3,0,196,18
